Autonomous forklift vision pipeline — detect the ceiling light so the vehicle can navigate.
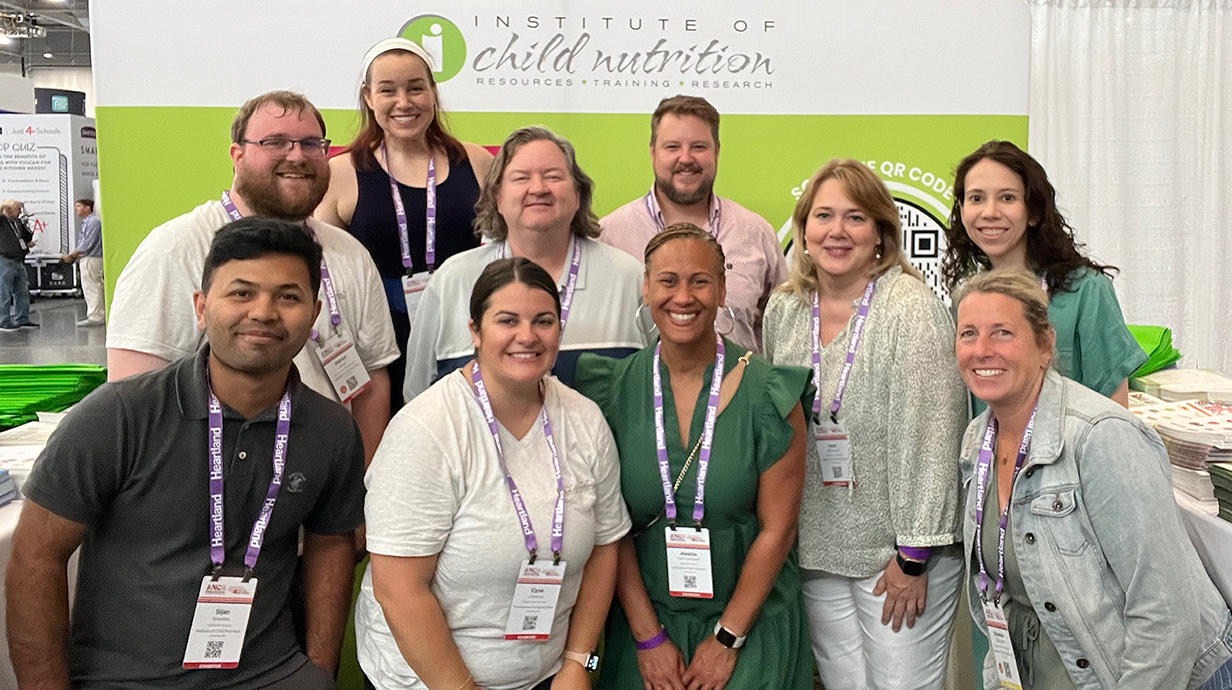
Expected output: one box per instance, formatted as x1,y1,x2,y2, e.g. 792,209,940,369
42,52,52,58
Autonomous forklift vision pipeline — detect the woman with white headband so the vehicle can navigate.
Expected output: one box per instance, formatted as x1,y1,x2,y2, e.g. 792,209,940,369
316,36,494,412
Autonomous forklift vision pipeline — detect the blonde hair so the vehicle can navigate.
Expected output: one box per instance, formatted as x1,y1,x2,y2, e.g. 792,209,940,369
953,267,1054,348
782,159,919,300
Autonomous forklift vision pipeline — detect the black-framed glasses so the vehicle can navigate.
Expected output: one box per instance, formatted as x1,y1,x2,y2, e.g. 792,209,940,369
240,137,332,155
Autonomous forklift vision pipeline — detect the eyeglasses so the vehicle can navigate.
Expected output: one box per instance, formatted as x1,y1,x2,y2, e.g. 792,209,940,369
239,137,332,155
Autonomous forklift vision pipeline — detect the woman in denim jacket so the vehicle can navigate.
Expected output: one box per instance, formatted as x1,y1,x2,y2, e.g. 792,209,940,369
954,268,1232,690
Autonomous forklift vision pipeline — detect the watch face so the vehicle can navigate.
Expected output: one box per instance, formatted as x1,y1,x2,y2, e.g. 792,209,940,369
585,654,599,671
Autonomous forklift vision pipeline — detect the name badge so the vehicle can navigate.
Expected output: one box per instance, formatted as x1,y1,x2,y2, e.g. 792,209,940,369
402,272,431,328
982,598,1023,689
814,419,852,487
316,333,371,404
182,576,257,669
504,560,566,640
665,526,714,598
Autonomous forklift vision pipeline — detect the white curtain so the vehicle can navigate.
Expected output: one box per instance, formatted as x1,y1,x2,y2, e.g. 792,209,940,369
1028,0,1232,373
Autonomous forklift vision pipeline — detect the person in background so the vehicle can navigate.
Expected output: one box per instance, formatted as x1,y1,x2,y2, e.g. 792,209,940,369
577,224,813,689
316,37,494,413
599,95,786,353
955,268,1232,690
62,198,105,327
403,126,645,400
107,90,398,467
0,199,37,332
761,160,966,689
357,258,629,690
942,140,1146,409
6,217,364,690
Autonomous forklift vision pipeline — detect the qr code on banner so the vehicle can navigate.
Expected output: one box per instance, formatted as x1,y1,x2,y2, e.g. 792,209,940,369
683,575,697,589
521,614,538,631
204,640,224,659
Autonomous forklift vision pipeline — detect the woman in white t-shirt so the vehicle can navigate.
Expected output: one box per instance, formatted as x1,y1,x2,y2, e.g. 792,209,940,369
356,257,632,690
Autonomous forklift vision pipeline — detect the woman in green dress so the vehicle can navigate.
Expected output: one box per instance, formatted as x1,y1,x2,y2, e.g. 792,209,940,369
576,223,813,690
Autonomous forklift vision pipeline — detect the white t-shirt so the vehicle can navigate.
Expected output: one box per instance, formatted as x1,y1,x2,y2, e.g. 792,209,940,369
402,237,648,401
357,371,631,690
107,199,399,402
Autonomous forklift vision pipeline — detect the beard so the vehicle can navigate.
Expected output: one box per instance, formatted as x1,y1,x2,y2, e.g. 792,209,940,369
654,166,714,207
234,161,329,220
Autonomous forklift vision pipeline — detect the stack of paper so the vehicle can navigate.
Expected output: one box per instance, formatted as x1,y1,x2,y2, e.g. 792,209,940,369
0,469,17,506
1132,398,1232,506
0,364,106,431
1206,464,1232,523
1131,368,1232,402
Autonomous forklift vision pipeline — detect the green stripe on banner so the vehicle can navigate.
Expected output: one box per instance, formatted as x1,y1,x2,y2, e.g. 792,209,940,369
95,106,1025,308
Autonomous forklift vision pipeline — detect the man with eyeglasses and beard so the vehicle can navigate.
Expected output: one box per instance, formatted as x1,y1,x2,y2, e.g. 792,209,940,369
598,95,786,354
107,90,398,468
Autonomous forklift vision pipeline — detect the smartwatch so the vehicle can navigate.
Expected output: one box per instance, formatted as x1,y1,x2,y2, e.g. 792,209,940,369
895,551,927,577
712,622,747,649
563,650,600,671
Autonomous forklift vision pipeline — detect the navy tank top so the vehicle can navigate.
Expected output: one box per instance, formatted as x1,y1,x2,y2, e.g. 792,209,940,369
348,153,482,279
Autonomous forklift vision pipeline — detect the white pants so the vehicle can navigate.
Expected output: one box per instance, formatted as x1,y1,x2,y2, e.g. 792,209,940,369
802,551,963,690
79,256,104,322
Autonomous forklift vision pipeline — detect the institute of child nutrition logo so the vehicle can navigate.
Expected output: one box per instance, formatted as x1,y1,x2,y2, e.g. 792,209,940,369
400,15,467,83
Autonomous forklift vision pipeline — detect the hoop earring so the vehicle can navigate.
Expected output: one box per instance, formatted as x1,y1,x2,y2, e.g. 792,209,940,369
633,303,656,335
715,306,737,336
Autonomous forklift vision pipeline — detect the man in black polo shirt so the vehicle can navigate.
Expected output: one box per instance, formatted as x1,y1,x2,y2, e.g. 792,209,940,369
6,217,364,689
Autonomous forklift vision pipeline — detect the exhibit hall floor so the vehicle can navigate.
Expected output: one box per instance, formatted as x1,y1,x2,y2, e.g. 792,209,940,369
0,299,106,366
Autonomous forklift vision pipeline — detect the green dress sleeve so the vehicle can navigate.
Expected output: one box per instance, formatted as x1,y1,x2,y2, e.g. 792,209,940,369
574,352,619,414
751,360,814,474
1049,270,1147,397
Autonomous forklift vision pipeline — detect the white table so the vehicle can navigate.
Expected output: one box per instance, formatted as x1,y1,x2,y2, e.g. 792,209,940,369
1176,489,1232,609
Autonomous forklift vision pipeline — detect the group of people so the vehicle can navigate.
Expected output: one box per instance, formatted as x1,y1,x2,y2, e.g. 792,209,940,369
6,35,1232,690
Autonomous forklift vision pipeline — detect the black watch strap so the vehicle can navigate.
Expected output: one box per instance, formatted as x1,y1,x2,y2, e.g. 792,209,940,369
896,551,927,576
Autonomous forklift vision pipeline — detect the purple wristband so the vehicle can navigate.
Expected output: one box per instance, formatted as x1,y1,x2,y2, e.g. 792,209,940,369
635,627,669,650
897,546,933,562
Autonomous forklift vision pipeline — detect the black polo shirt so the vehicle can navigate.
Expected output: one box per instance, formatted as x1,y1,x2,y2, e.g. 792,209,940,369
24,347,365,689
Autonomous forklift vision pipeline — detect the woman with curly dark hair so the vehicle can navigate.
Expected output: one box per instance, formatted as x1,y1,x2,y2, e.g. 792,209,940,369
941,140,1145,407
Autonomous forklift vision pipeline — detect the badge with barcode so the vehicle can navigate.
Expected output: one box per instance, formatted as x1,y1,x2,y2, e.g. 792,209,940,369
815,419,853,487
182,576,257,669
504,560,566,640
316,332,371,404
983,598,1024,689
665,526,714,598
402,272,431,328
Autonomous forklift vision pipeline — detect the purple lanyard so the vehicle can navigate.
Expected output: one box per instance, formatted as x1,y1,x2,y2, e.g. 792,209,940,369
220,192,340,333
382,145,437,274
642,188,722,238
206,370,292,578
497,237,582,334
652,334,725,527
470,364,565,564
812,280,876,423
972,407,1037,600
